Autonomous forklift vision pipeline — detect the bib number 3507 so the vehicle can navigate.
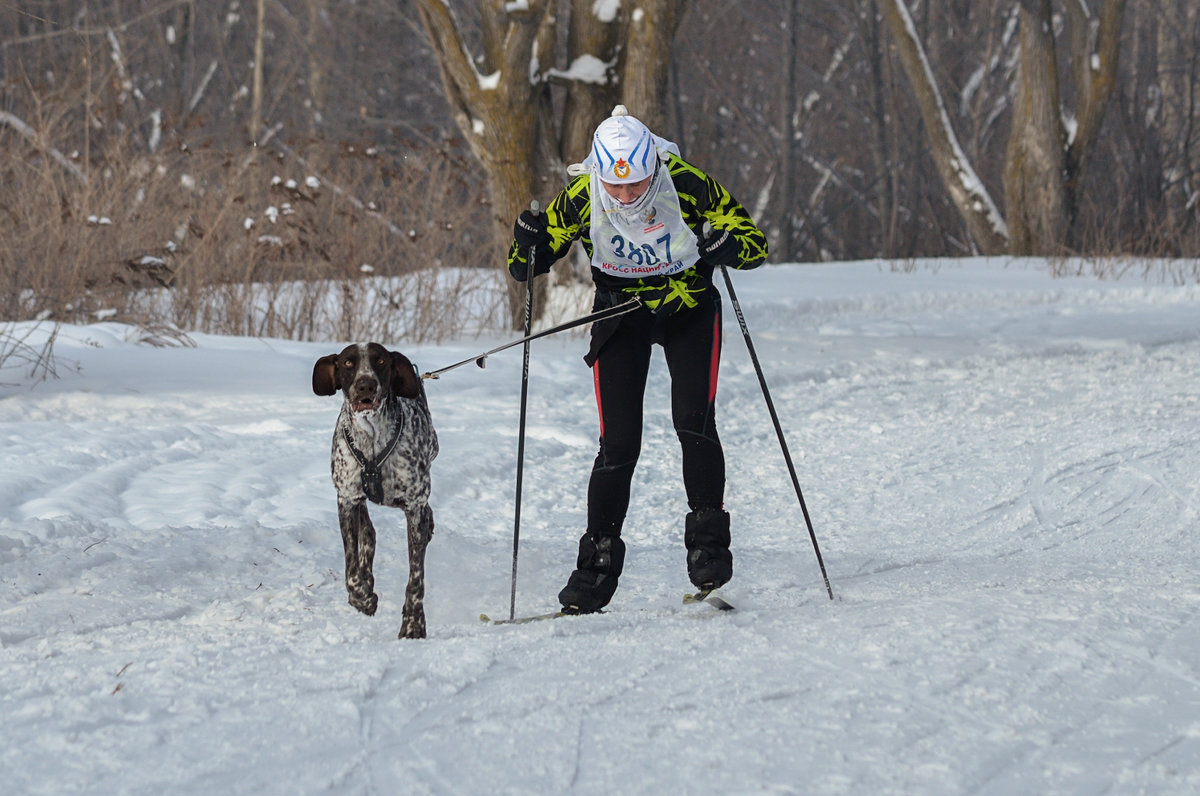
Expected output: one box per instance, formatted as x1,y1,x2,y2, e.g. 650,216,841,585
611,233,673,266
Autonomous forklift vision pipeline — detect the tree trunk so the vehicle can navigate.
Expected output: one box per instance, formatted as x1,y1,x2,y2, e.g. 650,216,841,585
1062,0,1129,245
416,0,689,328
306,0,325,136
251,0,266,141
1003,0,1068,255
862,1,899,256
775,0,799,259
415,1,550,327
618,0,689,133
559,3,620,165
874,0,1009,254
1155,0,1198,235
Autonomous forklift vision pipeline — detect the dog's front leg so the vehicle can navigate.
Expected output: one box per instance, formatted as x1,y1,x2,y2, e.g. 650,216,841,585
398,503,434,639
338,499,378,616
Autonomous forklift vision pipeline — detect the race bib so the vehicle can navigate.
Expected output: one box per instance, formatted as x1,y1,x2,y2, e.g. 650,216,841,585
589,164,700,279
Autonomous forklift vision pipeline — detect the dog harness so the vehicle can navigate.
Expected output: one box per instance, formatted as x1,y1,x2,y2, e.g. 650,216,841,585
341,408,404,504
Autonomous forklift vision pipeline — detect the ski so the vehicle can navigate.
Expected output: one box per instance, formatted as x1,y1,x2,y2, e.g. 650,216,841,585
479,610,566,625
683,590,736,611
482,593,733,625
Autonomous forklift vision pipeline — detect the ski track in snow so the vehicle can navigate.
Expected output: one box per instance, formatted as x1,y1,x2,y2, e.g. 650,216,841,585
2,258,1199,794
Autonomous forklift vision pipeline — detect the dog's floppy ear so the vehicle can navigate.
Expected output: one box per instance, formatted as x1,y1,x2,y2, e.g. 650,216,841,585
389,350,421,399
312,354,340,396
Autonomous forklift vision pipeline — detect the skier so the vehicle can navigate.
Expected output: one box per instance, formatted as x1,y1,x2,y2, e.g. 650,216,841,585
508,105,767,614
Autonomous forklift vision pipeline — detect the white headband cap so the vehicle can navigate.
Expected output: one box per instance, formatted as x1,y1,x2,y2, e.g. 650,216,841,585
590,105,657,184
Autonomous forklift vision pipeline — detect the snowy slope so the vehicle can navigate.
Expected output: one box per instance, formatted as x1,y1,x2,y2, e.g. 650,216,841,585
2,258,1199,795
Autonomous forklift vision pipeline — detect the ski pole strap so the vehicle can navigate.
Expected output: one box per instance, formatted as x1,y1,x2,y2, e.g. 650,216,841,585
421,297,642,380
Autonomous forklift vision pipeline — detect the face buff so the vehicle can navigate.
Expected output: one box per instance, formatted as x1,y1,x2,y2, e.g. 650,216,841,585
589,161,700,283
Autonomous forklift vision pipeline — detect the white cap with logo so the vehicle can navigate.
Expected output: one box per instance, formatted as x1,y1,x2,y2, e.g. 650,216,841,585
588,105,674,184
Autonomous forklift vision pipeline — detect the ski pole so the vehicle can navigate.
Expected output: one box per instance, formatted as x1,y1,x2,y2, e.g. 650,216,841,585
509,199,539,621
718,261,835,601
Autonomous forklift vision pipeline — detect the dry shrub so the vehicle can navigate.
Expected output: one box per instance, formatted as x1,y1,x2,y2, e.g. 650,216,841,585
0,321,66,384
1,113,504,344
1051,201,1200,284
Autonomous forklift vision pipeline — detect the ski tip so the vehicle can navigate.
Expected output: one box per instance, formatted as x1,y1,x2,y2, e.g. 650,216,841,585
684,590,735,611
708,595,736,611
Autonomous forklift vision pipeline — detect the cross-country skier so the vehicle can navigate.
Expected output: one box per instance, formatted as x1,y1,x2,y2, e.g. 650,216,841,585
508,105,767,614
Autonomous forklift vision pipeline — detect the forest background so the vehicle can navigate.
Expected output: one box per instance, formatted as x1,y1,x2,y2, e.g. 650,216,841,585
1,0,1197,343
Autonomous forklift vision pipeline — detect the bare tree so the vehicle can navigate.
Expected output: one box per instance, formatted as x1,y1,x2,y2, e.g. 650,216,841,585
414,2,547,238
1154,0,1200,237
4,0,1200,316
775,0,800,257
875,0,1126,255
414,0,689,325
874,0,1011,254
251,0,267,141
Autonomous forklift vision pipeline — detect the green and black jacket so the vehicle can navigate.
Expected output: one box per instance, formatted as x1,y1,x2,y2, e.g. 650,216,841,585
508,154,767,316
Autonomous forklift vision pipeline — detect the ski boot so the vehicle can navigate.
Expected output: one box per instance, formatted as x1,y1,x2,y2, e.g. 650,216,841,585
685,507,733,591
558,533,625,614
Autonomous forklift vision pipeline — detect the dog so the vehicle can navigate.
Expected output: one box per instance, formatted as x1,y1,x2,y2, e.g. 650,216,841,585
312,343,438,639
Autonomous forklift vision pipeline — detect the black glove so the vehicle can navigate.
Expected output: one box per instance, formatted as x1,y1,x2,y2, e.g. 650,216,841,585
509,254,554,282
697,227,742,269
509,210,555,282
514,210,551,249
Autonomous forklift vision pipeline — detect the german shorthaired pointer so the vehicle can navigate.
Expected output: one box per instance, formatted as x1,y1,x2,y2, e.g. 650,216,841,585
312,343,438,640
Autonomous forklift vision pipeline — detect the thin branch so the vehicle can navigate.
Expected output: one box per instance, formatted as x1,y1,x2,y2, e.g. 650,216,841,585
271,138,411,241
0,110,88,184
0,0,193,49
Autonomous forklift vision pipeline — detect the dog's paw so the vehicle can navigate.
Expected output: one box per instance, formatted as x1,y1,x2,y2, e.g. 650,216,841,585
398,615,426,640
349,591,379,616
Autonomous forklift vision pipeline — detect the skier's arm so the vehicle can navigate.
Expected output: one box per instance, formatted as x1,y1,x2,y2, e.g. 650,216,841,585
696,173,767,270
507,177,587,281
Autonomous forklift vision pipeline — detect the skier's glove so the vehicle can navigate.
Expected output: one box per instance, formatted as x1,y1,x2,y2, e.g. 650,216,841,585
514,210,551,249
509,210,555,282
509,254,554,282
697,227,743,269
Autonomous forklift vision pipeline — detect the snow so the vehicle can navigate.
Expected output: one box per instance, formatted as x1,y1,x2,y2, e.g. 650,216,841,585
3,257,1200,794
593,0,621,24
547,54,612,85
476,71,501,92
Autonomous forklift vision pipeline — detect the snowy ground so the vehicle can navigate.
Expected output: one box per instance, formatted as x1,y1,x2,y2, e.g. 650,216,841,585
2,257,1199,795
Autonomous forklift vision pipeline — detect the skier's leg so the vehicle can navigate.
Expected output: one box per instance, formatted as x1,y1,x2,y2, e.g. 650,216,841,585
559,310,653,613
664,293,732,590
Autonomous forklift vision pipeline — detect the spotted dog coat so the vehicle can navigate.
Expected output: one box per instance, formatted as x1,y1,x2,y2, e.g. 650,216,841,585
312,343,438,640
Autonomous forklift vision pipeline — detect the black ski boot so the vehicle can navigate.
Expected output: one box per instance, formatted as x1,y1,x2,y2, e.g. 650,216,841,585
558,533,625,614
684,508,732,591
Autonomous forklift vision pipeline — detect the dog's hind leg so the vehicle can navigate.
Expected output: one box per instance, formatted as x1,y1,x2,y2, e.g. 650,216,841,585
398,503,434,640
338,499,378,616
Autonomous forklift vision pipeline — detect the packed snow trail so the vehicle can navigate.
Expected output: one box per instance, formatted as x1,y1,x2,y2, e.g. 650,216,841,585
1,258,1199,794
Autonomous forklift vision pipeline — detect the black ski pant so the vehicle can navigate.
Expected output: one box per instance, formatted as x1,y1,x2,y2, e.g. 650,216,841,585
586,289,725,537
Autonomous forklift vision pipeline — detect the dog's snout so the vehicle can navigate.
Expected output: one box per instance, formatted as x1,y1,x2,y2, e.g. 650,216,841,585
350,374,379,404
352,374,378,393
